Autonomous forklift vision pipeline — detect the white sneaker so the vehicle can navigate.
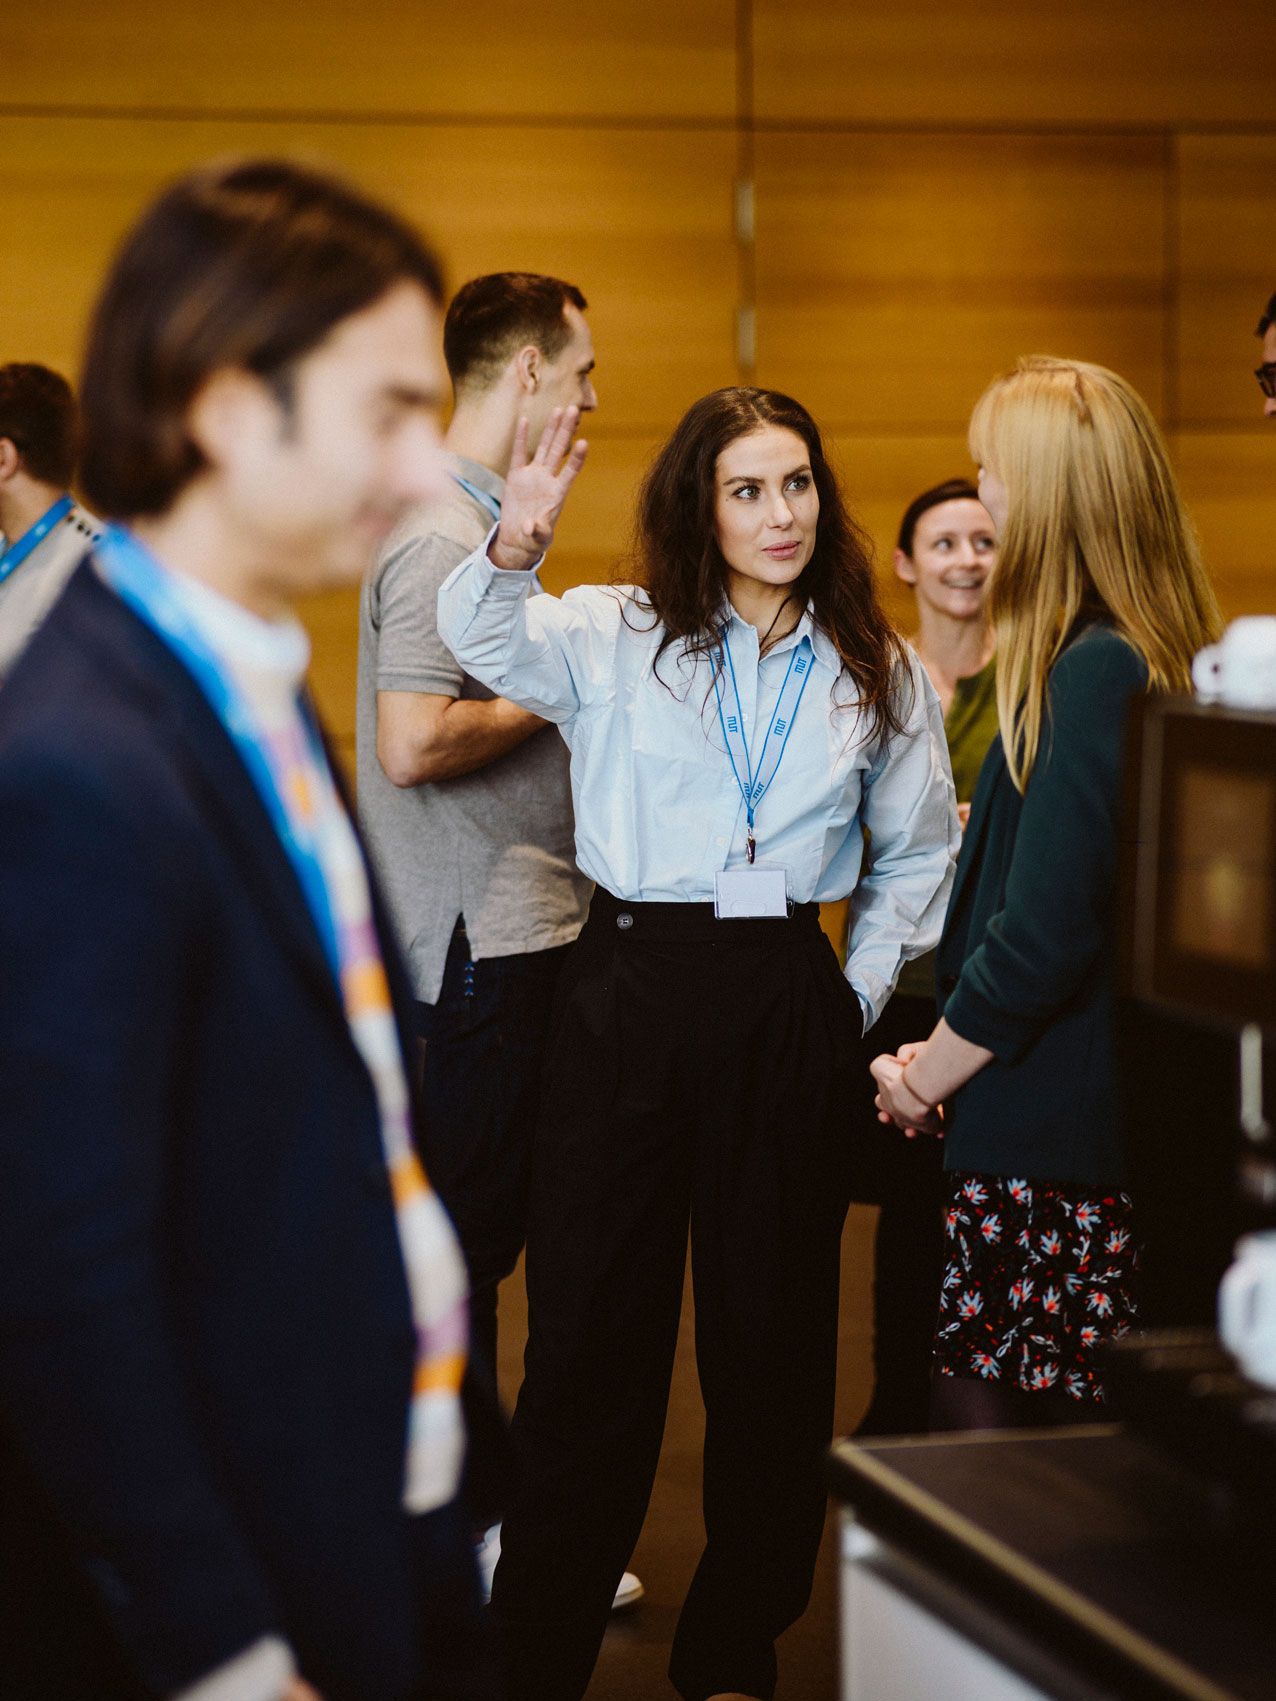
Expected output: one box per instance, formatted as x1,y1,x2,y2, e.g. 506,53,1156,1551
611,1569,645,1612
475,1524,644,1613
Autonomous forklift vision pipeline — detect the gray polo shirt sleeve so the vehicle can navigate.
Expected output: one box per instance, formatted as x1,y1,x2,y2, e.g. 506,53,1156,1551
372,531,473,697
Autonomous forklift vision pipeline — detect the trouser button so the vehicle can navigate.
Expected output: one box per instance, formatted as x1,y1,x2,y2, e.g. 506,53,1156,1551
616,912,634,929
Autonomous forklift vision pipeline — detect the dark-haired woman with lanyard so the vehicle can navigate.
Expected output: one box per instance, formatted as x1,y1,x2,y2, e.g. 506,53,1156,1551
439,389,958,1701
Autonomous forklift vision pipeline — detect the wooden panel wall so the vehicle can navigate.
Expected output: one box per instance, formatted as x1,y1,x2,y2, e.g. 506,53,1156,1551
747,4,1276,634
752,0,1276,125
755,134,1168,428
5,0,737,120
2,0,1275,749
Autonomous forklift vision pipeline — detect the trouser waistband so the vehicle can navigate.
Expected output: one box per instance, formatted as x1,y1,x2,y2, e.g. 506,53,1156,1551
586,885,821,942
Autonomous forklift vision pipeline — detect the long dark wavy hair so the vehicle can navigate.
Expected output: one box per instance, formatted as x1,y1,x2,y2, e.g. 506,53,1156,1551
627,387,911,741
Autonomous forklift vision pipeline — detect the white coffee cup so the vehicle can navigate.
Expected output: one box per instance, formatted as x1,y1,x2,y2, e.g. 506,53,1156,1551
1218,1229,1276,1389
1192,616,1276,710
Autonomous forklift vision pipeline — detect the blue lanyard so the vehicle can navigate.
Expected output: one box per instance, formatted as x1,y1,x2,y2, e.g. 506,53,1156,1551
712,628,815,863
0,494,73,587
451,475,501,525
93,524,341,978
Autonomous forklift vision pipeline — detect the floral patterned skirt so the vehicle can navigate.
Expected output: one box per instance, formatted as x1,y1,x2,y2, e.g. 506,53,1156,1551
933,1172,1139,1403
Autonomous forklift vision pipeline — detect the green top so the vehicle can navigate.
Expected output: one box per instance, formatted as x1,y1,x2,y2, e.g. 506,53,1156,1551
893,656,999,1002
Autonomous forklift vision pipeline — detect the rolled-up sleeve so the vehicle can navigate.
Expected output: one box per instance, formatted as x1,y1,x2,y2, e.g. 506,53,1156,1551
847,656,961,1030
943,635,1147,1061
437,530,623,725
373,531,470,697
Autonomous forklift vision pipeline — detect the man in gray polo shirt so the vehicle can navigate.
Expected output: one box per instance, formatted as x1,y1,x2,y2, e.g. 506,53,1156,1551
360,275,644,1600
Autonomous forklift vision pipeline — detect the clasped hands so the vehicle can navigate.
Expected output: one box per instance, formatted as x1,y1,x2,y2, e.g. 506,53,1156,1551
488,406,589,573
869,1041,943,1139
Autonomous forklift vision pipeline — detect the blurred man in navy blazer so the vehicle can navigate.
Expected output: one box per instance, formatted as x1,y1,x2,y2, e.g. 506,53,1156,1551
0,160,493,1701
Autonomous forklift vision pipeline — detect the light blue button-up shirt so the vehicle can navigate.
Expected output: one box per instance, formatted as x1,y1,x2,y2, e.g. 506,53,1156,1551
438,537,960,1028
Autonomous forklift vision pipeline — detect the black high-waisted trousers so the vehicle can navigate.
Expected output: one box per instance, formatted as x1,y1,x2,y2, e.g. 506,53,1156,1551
488,887,865,1701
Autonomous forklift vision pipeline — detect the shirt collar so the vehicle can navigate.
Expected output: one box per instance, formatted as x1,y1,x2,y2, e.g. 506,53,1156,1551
722,600,841,675
804,616,843,676
159,564,311,710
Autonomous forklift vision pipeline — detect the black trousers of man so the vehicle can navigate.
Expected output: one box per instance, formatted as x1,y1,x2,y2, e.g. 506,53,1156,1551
415,921,572,1530
488,889,865,1701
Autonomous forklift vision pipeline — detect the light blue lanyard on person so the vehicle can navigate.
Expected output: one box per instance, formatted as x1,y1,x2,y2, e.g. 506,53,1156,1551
93,524,342,979
451,475,501,525
711,629,815,863
0,494,73,587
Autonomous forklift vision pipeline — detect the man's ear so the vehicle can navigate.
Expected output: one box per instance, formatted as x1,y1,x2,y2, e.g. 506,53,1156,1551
892,546,917,586
0,437,22,486
185,368,279,469
512,343,541,397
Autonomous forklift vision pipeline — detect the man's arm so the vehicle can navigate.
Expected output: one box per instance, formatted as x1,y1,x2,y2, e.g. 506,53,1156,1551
370,498,554,787
376,688,546,787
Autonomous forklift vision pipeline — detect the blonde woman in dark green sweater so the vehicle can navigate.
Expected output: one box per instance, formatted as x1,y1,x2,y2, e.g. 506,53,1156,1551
872,358,1222,1431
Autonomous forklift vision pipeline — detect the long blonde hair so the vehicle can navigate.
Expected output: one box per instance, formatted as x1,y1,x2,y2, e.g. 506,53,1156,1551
968,356,1222,792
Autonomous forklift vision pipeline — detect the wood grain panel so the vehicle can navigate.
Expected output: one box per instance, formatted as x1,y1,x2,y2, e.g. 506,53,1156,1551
825,433,980,633
753,0,1276,126
1177,136,1276,428
753,132,1166,432
1173,433,1276,619
295,585,363,762
0,116,739,436
6,0,736,122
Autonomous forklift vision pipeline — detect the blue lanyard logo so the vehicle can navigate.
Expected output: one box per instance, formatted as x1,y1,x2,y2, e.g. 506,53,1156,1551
711,628,814,862
93,525,341,978
0,494,73,587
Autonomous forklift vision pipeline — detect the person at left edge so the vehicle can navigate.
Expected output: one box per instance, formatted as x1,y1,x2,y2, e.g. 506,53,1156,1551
1256,288,1276,421
0,160,490,1701
0,363,101,682
439,388,959,1701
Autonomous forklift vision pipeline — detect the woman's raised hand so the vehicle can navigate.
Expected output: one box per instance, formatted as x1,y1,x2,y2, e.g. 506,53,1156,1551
488,407,589,572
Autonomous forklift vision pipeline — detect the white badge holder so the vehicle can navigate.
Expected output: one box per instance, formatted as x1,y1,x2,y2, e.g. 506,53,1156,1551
713,866,789,919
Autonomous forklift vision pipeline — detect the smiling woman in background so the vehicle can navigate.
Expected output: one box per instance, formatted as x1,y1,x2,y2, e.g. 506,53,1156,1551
439,386,958,1701
855,477,1000,1438
893,478,998,814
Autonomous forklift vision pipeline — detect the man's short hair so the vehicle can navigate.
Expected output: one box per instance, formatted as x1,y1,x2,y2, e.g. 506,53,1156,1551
1258,291,1276,337
443,273,587,393
0,364,79,489
80,158,445,520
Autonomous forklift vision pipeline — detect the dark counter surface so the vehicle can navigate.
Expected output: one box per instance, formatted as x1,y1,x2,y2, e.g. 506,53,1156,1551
830,1427,1276,1701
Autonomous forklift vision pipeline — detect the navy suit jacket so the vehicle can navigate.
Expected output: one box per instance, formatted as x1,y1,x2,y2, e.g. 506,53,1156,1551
0,562,444,1699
